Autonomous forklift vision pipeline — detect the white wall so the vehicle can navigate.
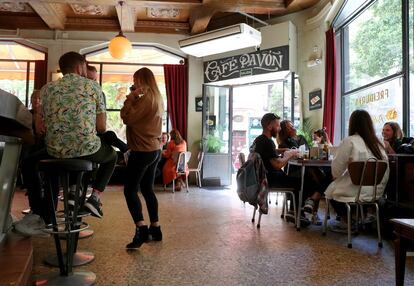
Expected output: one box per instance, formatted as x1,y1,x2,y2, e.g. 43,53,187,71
266,0,334,132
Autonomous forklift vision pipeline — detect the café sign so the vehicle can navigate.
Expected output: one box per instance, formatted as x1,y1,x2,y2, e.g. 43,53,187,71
204,45,289,83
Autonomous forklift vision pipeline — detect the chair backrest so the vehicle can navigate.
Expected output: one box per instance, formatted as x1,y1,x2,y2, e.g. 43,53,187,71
176,151,191,173
196,151,204,171
238,153,246,166
348,158,388,202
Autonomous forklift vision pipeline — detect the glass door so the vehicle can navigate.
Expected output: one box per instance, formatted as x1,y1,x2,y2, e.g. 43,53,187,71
201,84,232,186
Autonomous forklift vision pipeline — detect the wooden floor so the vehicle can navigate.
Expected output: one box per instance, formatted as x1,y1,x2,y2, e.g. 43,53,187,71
10,186,414,286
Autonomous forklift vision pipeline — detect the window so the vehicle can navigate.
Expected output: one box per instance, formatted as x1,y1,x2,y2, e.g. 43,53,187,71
343,76,403,137
335,0,410,136
85,45,184,141
409,0,414,135
0,41,45,106
343,0,402,92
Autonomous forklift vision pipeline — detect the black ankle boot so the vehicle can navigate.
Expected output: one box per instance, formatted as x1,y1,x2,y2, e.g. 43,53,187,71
149,225,162,241
126,226,149,249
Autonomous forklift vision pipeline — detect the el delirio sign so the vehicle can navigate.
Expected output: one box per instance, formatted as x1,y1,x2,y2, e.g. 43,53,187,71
203,45,289,83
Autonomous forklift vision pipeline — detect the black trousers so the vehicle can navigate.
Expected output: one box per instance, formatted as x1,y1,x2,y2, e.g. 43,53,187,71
124,150,161,223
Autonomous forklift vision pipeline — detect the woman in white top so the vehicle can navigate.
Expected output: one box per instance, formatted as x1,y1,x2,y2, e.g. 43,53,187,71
325,110,389,222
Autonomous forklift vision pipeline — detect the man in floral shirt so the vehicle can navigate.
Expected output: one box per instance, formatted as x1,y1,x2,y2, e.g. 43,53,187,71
40,51,117,218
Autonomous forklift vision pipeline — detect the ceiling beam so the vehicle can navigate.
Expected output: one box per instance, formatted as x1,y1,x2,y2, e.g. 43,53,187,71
115,2,135,32
204,0,285,13
189,6,216,34
64,17,189,33
28,0,65,30
0,0,202,9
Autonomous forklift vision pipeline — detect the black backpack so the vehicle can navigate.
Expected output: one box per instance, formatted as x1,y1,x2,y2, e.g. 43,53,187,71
236,152,269,214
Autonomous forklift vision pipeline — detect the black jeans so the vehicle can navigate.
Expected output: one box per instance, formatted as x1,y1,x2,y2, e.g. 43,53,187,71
21,147,49,217
124,150,161,223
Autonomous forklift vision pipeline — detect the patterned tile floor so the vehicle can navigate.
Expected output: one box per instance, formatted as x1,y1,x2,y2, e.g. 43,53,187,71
12,186,414,286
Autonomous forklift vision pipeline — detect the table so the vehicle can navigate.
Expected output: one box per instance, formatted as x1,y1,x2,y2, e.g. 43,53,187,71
391,219,414,286
288,159,332,230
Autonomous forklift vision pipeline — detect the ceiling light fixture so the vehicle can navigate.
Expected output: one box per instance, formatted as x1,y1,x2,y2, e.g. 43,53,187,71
109,1,132,59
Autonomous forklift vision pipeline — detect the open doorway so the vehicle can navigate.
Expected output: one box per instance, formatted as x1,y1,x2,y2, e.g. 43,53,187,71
231,76,301,174
202,72,301,186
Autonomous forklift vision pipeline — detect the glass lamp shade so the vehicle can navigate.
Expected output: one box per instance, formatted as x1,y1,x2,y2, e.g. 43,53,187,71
109,33,132,59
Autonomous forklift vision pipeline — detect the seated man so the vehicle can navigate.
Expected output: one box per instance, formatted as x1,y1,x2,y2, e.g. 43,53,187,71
251,113,310,225
40,51,117,218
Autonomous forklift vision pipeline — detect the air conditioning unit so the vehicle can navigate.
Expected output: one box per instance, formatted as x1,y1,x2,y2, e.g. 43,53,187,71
179,23,262,58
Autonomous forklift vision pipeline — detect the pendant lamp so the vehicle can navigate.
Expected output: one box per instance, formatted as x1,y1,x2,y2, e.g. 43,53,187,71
109,1,132,59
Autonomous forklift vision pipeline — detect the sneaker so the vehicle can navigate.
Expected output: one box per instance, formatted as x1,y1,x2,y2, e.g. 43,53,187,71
303,199,315,214
285,215,311,228
126,226,149,249
21,208,32,215
14,214,49,238
363,214,376,224
312,213,323,226
149,225,162,241
84,194,103,218
329,220,356,234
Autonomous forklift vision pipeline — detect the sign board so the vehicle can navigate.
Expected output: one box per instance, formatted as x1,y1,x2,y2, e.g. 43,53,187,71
203,45,289,83
309,89,322,110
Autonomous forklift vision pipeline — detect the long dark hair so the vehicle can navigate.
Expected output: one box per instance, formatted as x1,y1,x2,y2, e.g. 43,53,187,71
384,121,403,146
348,110,384,159
170,129,184,145
277,120,291,145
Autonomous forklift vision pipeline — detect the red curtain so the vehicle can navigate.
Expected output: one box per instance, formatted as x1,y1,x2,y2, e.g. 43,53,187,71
164,64,188,140
34,60,47,90
323,28,336,139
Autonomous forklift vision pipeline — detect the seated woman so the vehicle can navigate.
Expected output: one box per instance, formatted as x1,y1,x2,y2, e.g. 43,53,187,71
162,129,188,191
325,110,389,230
277,120,331,217
277,120,309,149
154,132,170,183
313,128,332,146
382,122,403,154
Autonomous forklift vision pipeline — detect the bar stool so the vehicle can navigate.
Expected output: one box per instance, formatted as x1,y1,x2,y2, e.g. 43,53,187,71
34,159,96,286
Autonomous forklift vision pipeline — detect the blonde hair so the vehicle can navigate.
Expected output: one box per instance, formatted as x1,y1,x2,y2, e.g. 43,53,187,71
133,67,164,116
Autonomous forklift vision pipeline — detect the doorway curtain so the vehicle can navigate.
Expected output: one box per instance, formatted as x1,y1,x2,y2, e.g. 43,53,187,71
164,64,188,140
34,60,48,90
323,28,336,139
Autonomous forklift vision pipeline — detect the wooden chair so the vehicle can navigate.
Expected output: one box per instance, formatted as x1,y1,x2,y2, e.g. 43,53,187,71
188,151,204,187
323,158,388,248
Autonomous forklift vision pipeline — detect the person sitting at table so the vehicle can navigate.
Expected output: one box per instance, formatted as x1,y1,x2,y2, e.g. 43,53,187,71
154,132,170,183
313,127,332,147
277,120,331,216
382,122,404,154
325,109,389,231
277,120,309,149
162,129,187,191
251,113,316,226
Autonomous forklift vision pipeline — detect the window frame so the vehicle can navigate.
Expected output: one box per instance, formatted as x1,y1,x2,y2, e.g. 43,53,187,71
83,44,186,134
334,0,410,137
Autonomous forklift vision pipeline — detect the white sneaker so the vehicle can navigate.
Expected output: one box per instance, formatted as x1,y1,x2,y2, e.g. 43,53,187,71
14,214,49,238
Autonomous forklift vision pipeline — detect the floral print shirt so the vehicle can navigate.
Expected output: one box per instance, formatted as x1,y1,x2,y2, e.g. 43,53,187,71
40,73,105,158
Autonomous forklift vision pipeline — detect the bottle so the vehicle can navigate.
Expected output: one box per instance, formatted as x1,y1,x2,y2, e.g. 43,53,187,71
323,143,329,160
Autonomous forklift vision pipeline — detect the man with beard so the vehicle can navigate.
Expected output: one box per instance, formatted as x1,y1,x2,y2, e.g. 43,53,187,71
251,113,311,226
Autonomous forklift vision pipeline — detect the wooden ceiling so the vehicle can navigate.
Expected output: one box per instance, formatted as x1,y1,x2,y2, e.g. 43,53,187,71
0,0,321,35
